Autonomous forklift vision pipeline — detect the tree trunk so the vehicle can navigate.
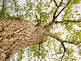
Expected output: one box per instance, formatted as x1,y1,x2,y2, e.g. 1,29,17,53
0,19,45,61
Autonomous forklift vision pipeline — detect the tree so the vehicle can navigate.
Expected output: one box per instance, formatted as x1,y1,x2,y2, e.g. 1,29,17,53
0,0,81,61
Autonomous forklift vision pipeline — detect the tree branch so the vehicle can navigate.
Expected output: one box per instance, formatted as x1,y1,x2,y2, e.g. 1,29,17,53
38,43,41,59
53,0,63,7
50,0,63,25
53,0,59,7
54,20,81,24
60,52,65,61
47,33,67,61
56,0,71,18
58,0,63,7
63,41,81,45
45,0,71,28
35,13,40,26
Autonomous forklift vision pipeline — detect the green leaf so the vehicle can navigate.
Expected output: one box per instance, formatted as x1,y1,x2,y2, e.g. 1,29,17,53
73,0,80,4
18,49,24,61
66,48,74,55
67,22,73,30
63,2,73,20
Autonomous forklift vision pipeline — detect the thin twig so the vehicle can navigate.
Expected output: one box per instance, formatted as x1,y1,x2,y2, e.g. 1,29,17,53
53,0,59,7
58,0,63,7
60,52,65,61
52,0,63,22
35,13,40,26
38,43,41,59
56,0,71,18
51,0,63,24
46,0,71,27
60,42,66,61
63,41,81,45
54,20,81,24
48,33,67,61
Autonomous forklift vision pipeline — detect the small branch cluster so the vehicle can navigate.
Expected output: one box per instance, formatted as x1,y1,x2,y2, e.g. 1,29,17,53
49,33,66,60
47,0,71,27
48,32,81,61
53,0,63,7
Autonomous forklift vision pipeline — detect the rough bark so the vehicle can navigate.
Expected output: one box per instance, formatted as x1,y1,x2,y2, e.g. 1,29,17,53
0,19,45,61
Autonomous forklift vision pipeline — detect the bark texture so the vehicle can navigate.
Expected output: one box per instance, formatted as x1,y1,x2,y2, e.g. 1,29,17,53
0,19,44,61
